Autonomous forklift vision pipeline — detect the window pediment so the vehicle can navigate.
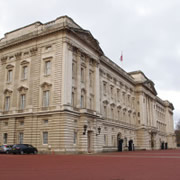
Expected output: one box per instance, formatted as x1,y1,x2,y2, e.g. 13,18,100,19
110,102,115,107
81,88,86,93
43,56,53,61
144,80,157,95
4,88,13,95
17,86,28,92
41,82,52,90
103,100,109,105
117,105,122,109
20,60,30,65
6,64,14,69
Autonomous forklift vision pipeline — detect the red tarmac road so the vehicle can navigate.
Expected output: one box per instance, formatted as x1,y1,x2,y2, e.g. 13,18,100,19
0,149,180,180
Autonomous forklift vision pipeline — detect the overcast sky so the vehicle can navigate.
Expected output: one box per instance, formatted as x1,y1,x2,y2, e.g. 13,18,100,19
0,0,180,126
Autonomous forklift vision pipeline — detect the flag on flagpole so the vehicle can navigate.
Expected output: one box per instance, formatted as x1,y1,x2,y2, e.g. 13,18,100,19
120,52,123,62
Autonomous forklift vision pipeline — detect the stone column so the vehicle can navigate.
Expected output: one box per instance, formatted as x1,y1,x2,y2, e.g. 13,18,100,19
94,61,100,113
8,118,16,144
85,56,90,109
76,51,81,108
61,42,73,106
139,93,146,125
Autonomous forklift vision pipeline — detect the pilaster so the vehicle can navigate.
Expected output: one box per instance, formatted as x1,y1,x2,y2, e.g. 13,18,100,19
94,61,100,113
76,50,81,108
61,42,73,106
7,118,16,144
85,56,90,108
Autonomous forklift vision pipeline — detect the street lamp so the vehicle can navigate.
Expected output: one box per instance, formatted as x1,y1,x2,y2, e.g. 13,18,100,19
96,127,101,136
83,125,88,135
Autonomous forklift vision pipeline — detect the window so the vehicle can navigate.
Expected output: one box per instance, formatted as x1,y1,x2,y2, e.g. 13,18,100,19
43,119,48,124
3,133,8,144
104,134,108,146
104,106,107,118
112,135,116,146
7,70,12,82
117,89,120,101
4,121,8,126
22,66,28,80
128,113,131,123
89,72,93,87
80,89,86,108
122,93,125,105
73,131,77,145
72,92,75,106
138,112,140,117
43,90,49,107
118,110,120,120
19,132,24,144
89,98,92,109
111,108,114,119
45,61,51,75
124,137,127,147
72,63,76,79
111,86,113,98
20,94,26,110
43,132,48,144
19,121,24,126
123,111,126,121
5,96,10,111
103,83,107,95
81,67,84,82
81,95,84,108
127,95,130,106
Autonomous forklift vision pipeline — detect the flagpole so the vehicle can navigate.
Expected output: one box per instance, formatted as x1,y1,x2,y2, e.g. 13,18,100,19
120,51,123,67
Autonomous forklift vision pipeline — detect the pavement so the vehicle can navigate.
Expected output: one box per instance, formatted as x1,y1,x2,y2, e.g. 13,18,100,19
0,149,180,180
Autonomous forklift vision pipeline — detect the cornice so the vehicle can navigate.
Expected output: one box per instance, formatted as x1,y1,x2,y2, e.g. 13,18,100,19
100,56,135,86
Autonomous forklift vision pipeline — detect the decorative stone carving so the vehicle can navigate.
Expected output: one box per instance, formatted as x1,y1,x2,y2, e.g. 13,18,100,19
30,47,38,56
4,88,13,95
15,52,22,60
67,43,73,51
1,56,8,64
93,61,99,68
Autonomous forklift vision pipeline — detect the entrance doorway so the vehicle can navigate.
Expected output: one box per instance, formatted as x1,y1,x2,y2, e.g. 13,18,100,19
87,131,93,153
165,142,168,149
117,133,123,152
128,140,133,151
161,142,165,150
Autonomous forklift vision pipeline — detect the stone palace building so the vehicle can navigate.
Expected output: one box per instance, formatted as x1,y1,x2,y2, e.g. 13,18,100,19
0,16,176,153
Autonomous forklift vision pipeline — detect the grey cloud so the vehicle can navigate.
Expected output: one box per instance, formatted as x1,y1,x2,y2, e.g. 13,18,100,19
0,0,180,123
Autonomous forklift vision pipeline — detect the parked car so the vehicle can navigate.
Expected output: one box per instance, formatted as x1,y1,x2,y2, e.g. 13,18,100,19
0,145,13,154
11,144,38,155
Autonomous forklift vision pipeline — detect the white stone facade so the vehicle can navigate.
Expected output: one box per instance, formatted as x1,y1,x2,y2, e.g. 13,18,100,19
0,16,176,153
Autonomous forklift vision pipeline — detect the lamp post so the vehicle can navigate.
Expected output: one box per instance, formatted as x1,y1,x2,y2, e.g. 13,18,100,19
83,125,88,135
96,127,101,136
